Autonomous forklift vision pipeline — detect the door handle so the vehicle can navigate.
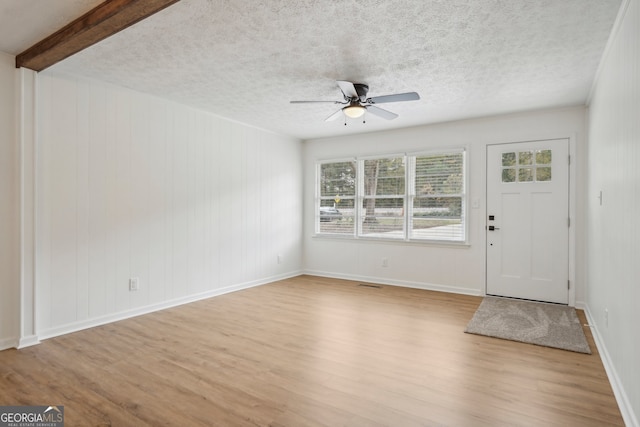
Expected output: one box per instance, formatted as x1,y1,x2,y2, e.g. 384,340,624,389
488,225,500,231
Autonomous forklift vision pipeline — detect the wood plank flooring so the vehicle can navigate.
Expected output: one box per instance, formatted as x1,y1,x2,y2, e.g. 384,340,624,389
0,275,624,426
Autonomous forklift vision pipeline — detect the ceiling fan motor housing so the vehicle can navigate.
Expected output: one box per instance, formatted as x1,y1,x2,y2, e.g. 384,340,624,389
353,83,369,101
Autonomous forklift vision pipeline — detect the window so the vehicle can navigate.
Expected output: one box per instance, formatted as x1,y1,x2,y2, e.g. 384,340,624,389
317,161,356,235
316,149,466,243
410,151,465,241
501,149,552,183
360,156,406,239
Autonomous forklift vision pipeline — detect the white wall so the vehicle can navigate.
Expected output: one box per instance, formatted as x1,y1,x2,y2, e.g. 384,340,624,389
303,107,587,301
587,0,640,425
35,71,303,338
0,52,18,348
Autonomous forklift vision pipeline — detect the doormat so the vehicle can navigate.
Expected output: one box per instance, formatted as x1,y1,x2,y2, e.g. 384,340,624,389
464,297,591,354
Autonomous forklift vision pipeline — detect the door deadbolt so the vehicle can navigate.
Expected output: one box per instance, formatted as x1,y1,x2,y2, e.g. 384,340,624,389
488,225,500,231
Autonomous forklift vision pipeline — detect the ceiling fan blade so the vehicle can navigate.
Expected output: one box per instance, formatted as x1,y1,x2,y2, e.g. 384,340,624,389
366,105,398,120
336,80,358,99
290,100,341,104
368,92,420,104
325,109,344,122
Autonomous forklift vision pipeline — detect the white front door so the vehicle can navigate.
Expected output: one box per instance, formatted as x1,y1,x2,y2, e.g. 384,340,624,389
486,139,569,304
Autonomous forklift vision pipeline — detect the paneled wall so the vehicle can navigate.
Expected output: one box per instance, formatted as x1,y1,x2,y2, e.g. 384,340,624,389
303,107,587,300
0,52,17,348
587,0,640,424
36,72,303,338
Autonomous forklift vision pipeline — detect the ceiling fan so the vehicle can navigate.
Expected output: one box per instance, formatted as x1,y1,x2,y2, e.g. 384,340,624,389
290,80,420,122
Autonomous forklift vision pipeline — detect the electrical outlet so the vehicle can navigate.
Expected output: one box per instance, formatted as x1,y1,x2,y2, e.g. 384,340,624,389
604,308,608,328
381,258,388,268
129,277,139,291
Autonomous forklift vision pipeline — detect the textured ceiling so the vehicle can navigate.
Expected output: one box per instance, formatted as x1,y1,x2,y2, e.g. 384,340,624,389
3,0,622,140
0,0,104,55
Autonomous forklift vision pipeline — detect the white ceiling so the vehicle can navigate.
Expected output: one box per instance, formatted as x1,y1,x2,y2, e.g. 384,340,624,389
1,0,622,140
0,0,104,54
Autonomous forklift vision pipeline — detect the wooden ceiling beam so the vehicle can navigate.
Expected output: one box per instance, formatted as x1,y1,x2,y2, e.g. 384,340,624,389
16,0,180,72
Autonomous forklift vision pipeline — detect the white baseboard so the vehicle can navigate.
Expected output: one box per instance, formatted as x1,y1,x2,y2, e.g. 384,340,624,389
0,336,18,351
17,335,40,349
303,269,483,297
37,271,302,342
584,305,639,427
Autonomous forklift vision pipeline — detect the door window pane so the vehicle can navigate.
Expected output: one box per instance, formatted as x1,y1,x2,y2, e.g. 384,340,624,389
536,167,552,181
502,152,516,166
536,150,552,164
519,168,534,182
502,169,516,183
519,151,533,165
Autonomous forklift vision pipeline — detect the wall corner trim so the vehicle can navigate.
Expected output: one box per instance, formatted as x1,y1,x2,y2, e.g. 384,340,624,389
586,0,632,105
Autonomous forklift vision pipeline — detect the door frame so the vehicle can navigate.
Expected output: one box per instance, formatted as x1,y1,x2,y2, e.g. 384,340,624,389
485,136,577,307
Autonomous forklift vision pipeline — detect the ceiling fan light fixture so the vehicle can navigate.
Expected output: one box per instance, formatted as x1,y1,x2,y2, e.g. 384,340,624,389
343,104,366,118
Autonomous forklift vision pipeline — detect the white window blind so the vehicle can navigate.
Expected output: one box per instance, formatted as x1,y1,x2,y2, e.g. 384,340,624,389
317,161,356,235
360,156,406,239
410,151,465,241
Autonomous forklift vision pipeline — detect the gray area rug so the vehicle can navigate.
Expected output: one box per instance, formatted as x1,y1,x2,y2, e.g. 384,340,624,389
465,297,591,354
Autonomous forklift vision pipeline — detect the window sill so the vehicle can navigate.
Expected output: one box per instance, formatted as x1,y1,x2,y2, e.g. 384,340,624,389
311,234,471,248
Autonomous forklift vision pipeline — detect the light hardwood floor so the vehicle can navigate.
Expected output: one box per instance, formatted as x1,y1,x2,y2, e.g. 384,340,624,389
0,275,624,426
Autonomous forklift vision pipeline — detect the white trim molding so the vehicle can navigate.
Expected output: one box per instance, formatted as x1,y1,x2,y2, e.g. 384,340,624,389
17,67,38,346
304,269,482,297
17,335,40,349
37,271,302,341
584,305,639,427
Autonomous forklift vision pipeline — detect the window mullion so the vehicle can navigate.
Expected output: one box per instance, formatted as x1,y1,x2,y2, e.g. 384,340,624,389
406,155,414,240
356,159,364,237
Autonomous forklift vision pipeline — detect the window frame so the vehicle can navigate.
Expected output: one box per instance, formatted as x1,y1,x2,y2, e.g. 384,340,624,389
357,154,408,240
315,148,468,244
407,148,467,243
315,158,357,237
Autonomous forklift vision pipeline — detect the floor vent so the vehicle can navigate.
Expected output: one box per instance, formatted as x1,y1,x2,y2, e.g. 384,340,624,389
358,284,382,289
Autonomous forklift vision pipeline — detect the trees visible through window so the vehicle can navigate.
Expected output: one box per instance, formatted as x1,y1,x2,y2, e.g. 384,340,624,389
317,149,466,242
411,152,465,241
318,161,356,235
501,149,552,183
361,157,406,238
